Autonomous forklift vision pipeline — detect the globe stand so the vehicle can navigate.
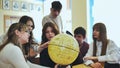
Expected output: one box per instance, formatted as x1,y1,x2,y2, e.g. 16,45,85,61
57,65,68,68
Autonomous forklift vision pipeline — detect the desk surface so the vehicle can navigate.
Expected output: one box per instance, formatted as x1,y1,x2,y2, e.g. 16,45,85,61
72,64,91,68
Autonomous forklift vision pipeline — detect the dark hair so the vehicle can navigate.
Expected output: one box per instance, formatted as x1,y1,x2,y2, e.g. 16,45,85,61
19,15,35,29
19,15,36,56
93,23,108,56
74,27,86,38
41,22,59,44
52,1,62,11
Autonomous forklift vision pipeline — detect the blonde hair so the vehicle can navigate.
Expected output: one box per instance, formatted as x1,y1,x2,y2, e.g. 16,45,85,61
0,23,28,51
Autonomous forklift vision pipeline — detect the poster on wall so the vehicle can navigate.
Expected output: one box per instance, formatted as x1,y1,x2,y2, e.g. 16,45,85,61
29,3,35,12
12,1,19,11
4,15,20,32
21,2,28,11
2,0,10,10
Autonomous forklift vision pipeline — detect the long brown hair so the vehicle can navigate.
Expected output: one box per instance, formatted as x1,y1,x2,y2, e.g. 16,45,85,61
93,23,108,56
41,22,59,44
0,23,28,51
19,15,37,56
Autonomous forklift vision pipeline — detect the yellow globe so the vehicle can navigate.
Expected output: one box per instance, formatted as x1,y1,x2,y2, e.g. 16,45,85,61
48,34,79,65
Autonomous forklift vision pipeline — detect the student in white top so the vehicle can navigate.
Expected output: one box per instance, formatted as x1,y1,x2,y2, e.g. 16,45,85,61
0,15,48,64
0,23,49,68
42,1,63,33
84,23,120,68
0,33,7,45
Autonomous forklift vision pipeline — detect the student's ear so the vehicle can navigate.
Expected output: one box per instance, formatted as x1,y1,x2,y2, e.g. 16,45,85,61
15,30,20,36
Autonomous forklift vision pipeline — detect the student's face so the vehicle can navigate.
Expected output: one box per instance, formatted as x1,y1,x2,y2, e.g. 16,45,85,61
26,20,34,32
51,8,61,18
45,27,55,41
74,34,84,44
18,30,30,44
93,29,100,39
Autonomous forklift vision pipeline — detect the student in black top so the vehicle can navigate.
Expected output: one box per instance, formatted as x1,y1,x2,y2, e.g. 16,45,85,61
40,22,59,67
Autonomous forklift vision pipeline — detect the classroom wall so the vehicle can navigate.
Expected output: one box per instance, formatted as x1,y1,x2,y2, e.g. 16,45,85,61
0,0,87,42
93,0,120,47
0,9,32,34
0,0,43,42
72,0,87,33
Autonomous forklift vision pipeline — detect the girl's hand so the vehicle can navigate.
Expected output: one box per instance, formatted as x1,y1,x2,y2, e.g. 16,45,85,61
90,62,103,68
84,56,98,61
38,41,50,52
40,41,50,48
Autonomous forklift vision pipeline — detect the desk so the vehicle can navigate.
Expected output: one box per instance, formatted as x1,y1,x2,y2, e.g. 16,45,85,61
72,64,91,68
